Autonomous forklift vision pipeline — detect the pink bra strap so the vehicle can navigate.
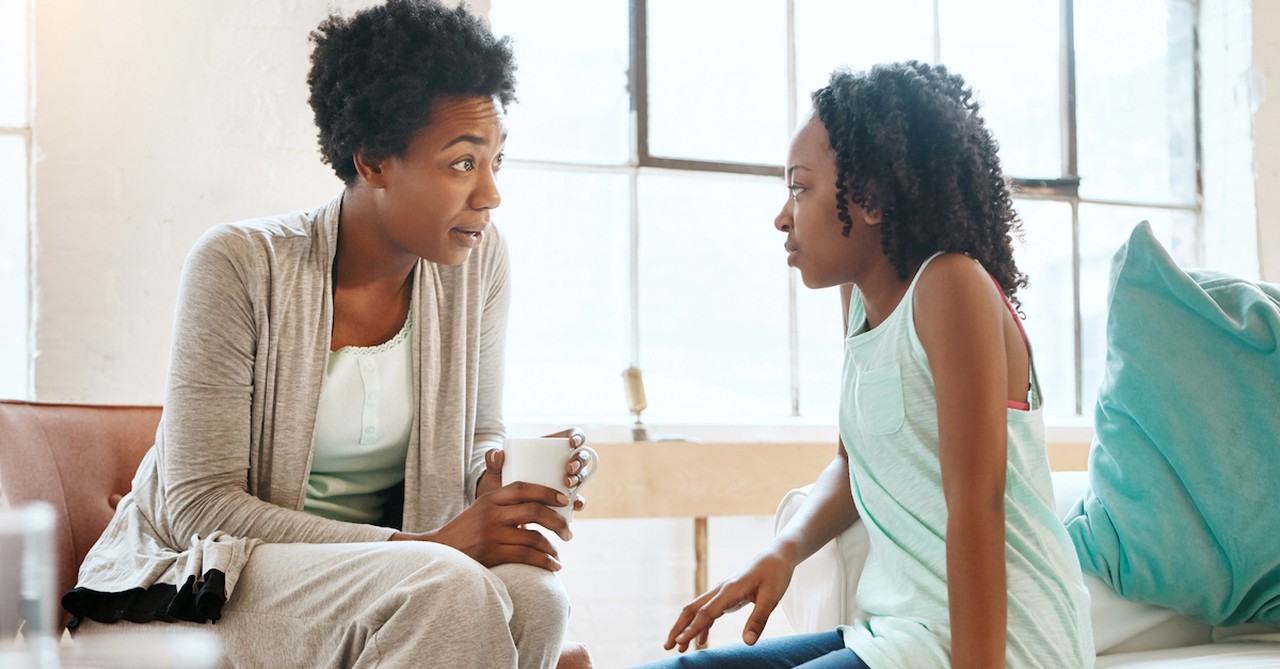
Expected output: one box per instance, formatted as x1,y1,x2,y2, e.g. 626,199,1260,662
990,275,1032,411
990,275,1029,349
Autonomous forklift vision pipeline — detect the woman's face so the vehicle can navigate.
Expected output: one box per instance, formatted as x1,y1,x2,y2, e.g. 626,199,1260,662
370,95,507,266
774,113,880,289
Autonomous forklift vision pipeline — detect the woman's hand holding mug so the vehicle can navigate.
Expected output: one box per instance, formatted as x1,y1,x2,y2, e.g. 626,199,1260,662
501,429,597,523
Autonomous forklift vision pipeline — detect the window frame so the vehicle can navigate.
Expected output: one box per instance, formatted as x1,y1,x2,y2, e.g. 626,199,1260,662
628,0,1203,419
497,0,1203,424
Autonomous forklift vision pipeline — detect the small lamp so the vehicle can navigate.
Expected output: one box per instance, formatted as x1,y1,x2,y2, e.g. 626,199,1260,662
621,366,649,442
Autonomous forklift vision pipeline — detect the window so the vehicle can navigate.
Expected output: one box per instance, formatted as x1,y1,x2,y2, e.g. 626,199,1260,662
0,0,31,400
489,0,1206,426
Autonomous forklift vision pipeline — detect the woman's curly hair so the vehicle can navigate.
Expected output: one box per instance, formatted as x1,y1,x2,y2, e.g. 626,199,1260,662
812,60,1026,305
307,0,517,184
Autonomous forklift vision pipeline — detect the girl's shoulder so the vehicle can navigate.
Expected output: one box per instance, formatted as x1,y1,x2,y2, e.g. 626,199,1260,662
912,252,1006,344
913,252,993,302
917,251,983,278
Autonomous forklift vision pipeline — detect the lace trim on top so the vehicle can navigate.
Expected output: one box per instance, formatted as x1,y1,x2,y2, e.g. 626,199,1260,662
334,310,412,356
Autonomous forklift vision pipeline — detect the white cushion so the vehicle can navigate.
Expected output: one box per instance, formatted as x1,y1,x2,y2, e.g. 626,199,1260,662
774,485,867,633
1084,573,1213,655
1094,642,1280,668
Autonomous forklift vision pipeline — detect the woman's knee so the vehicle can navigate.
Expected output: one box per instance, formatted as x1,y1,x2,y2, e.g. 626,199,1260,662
374,546,573,633
490,563,570,622
377,542,513,614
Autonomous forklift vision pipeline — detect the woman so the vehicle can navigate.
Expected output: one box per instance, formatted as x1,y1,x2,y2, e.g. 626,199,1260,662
64,2,592,667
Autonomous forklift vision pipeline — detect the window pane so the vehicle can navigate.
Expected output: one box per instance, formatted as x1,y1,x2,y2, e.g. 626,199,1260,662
0,134,28,398
795,280,843,419
498,169,632,419
795,0,934,103
939,0,1061,179
1076,0,1197,204
1078,204,1196,415
638,171,791,421
648,0,788,165
0,0,28,126
489,0,630,164
1012,199,1077,419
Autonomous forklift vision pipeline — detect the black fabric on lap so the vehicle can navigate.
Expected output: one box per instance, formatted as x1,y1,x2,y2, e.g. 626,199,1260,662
62,569,227,628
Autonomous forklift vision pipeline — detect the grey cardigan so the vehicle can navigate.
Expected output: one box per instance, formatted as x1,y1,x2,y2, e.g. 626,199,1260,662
68,194,509,623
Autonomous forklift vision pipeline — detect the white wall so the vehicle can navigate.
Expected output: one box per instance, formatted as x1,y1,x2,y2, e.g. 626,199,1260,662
32,0,368,402
1253,1,1280,281
1202,0,1260,277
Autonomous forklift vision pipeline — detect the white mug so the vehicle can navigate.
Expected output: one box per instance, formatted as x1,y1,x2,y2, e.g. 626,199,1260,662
502,437,598,523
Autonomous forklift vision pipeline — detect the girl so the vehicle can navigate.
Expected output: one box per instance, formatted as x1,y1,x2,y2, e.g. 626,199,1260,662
642,61,1093,668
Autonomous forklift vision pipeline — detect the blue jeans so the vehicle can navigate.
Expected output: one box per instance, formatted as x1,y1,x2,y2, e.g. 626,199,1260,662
630,631,869,669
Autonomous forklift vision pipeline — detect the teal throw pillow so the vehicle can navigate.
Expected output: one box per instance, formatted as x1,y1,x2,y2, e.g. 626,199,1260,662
1064,221,1280,626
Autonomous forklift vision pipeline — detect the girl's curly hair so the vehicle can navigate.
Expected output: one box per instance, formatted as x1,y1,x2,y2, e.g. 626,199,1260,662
307,0,517,184
812,61,1026,305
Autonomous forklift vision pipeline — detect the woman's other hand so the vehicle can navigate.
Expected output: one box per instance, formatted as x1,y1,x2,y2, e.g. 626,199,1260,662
664,545,799,652
391,481,572,571
476,447,505,498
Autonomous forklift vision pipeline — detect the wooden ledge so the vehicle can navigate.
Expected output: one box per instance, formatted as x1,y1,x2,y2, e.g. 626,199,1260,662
576,441,834,519
576,439,1091,520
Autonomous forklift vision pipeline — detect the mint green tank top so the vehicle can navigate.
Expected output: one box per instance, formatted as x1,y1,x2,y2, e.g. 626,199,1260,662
305,313,414,524
837,254,1094,668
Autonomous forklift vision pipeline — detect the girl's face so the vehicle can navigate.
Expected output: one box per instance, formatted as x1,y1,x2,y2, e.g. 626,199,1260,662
774,113,881,289
368,95,507,266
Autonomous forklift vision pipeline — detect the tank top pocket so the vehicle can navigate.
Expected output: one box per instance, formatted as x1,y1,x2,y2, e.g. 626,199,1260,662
856,364,905,435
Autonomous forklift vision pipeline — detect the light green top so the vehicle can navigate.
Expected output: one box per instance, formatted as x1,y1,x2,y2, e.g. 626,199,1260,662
305,312,414,524
837,254,1094,669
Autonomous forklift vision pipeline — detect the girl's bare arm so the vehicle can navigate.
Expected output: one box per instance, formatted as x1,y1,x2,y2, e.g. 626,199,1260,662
915,254,1011,669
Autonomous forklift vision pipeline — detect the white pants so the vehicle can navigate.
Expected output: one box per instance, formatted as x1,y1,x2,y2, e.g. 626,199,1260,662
74,541,570,669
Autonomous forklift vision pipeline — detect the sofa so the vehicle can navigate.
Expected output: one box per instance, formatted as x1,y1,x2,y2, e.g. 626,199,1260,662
774,470,1280,667
0,399,593,668
0,399,162,631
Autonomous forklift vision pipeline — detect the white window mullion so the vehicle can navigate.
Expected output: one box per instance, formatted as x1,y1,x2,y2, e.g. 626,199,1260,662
786,0,801,417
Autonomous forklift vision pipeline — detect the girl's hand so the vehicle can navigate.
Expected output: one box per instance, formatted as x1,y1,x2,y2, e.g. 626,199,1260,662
664,545,798,652
392,482,572,571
